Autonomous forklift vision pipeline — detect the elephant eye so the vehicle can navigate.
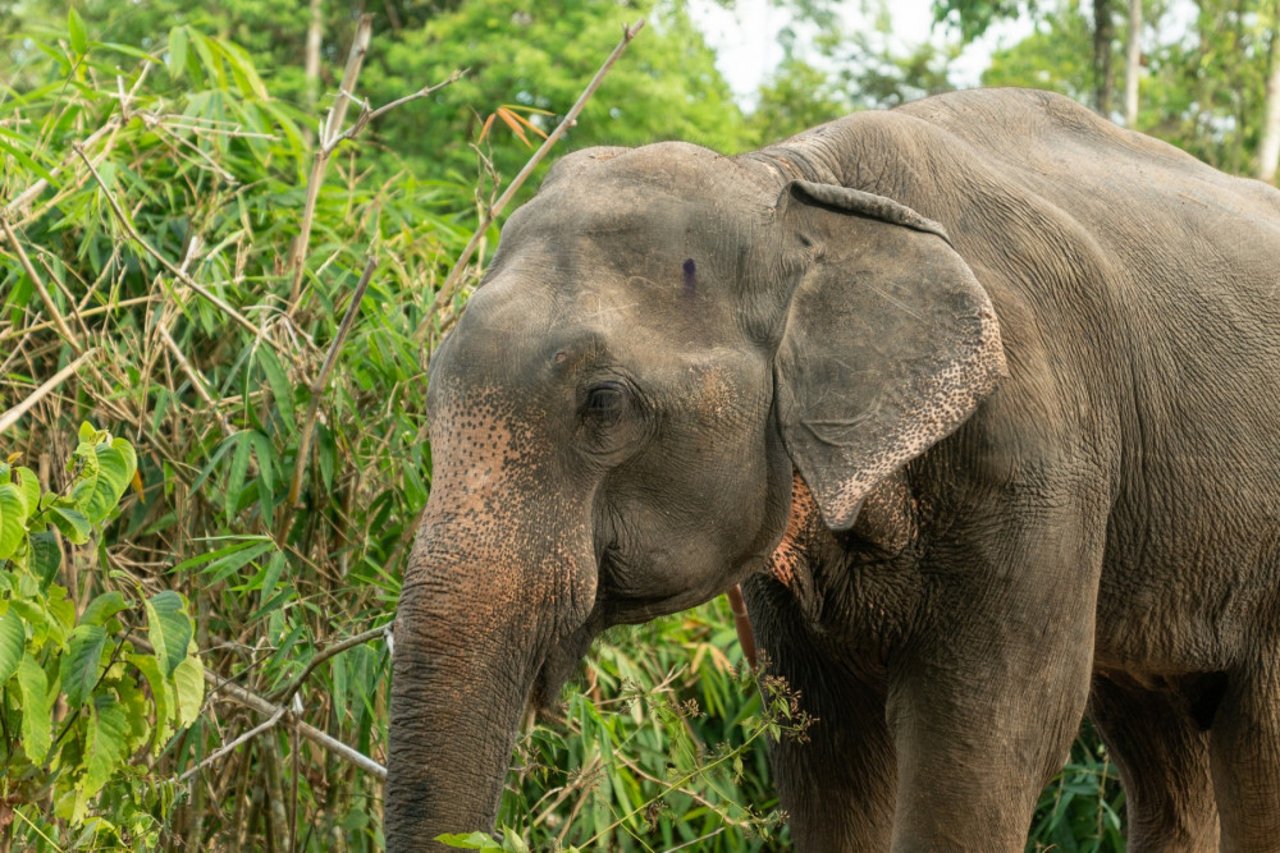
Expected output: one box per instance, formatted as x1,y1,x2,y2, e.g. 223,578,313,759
584,381,627,424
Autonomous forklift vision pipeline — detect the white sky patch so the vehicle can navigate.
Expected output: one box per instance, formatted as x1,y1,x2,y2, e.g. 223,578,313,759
689,0,1037,109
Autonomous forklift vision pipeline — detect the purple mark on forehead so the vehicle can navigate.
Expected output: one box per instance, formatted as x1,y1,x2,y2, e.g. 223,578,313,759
682,258,697,295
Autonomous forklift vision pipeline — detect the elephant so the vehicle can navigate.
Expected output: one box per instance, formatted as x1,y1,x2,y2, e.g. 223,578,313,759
386,87,1280,851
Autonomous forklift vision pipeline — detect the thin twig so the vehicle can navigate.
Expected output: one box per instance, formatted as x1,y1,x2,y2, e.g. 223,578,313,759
0,347,97,436
176,707,287,784
158,325,234,437
278,255,377,539
417,19,646,341
287,13,374,306
71,145,275,349
0,295,155,344
324,70,465,153
270,624,390,705
0,216,81,352
133,636,387,779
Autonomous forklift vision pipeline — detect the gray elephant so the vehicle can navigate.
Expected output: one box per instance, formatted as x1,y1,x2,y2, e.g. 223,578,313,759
386,88,1280,851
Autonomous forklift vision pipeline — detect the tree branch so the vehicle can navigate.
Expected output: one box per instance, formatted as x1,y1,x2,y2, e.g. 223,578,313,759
0,348,98,436
269,624,391,705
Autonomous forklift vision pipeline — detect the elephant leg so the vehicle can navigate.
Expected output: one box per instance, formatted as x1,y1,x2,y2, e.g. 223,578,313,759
743,577,895,852
1088,675,1219,851
883,494,1106,851
1211,656,1280,851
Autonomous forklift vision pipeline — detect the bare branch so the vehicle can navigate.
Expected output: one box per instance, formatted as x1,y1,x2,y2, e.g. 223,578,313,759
176,707,287,784
287,13,374,307
270,625,391,705
0,348,97,436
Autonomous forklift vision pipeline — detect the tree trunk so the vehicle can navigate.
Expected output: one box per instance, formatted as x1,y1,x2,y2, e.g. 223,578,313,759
304,0,323,105
1094,0,1116,117
1124,0,1142,126
1258,29,1280,182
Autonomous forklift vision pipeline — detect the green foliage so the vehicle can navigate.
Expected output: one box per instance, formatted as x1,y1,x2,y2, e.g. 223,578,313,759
0,423,200,847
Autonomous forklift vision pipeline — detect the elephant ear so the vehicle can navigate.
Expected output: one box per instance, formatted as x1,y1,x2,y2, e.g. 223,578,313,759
774,179,1006,530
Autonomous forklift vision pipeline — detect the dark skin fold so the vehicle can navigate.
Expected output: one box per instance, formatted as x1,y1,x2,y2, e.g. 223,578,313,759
387,88,1280,851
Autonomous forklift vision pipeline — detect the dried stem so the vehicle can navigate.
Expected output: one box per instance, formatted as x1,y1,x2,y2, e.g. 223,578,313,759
287,14,374,306
270,624,390,705
0,216,81,352
418,19,647,341
278,255,378,539
176,707,287,784
71,145,275,349
0,348,97,436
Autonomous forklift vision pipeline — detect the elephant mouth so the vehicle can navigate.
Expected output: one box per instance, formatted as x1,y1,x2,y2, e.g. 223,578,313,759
529,614,601,712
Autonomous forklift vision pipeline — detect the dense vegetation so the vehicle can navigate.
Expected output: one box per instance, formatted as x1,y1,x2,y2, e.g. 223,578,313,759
0,0,1270,849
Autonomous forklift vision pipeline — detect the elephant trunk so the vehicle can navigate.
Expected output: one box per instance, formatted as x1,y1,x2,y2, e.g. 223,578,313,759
385,510,595,850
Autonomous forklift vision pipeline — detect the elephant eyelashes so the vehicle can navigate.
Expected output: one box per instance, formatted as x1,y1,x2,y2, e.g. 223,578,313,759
583,381,628,425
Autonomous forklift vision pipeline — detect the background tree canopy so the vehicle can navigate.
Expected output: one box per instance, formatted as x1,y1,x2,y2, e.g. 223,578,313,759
0,0,1271,849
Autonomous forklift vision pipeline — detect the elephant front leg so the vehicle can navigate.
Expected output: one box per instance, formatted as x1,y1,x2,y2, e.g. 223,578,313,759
743,575,896,852
884,500,1106,850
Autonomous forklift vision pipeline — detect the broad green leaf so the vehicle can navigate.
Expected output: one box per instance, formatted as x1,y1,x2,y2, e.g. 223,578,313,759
0,609,24,684
17,654,54,764
81,591,129,627
436,832,503,850
48,505,90,544
129,653,173,751
77,441,134,524
145,590,191,677
29,531,61,587
67,6,88,55
173,655,204,726
74,699,129,822
0,482,27,559
167,26,188,79
78,421,99,445
15,467,40,518
61,623,106,706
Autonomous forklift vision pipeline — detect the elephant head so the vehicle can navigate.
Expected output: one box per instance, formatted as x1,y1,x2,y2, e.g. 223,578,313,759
385,141,1005,848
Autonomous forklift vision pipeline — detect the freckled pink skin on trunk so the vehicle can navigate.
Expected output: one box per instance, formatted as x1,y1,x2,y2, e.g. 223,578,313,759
386,391,595,851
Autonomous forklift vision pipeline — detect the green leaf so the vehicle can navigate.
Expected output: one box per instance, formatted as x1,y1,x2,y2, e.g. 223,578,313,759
0,609,25,684
0,482,28,559
29,531,61,587
15,467,40,519
81,591,129,627
68,6,88,56
61,623,106,707
145,590,191,677
74,699,129,822
17,654,54,764
76,440,134,524
167,26,188,79
129,653,173,751
173,655,204,726
436,832,503,850
48,505,90,544
257,348,295,430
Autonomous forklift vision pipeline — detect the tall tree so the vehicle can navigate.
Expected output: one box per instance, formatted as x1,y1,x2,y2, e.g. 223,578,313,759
1124,0,1142,126
1257,13,1280,181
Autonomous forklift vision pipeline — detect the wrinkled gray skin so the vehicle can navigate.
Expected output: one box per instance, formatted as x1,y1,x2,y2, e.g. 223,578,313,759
387,88,1280,851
